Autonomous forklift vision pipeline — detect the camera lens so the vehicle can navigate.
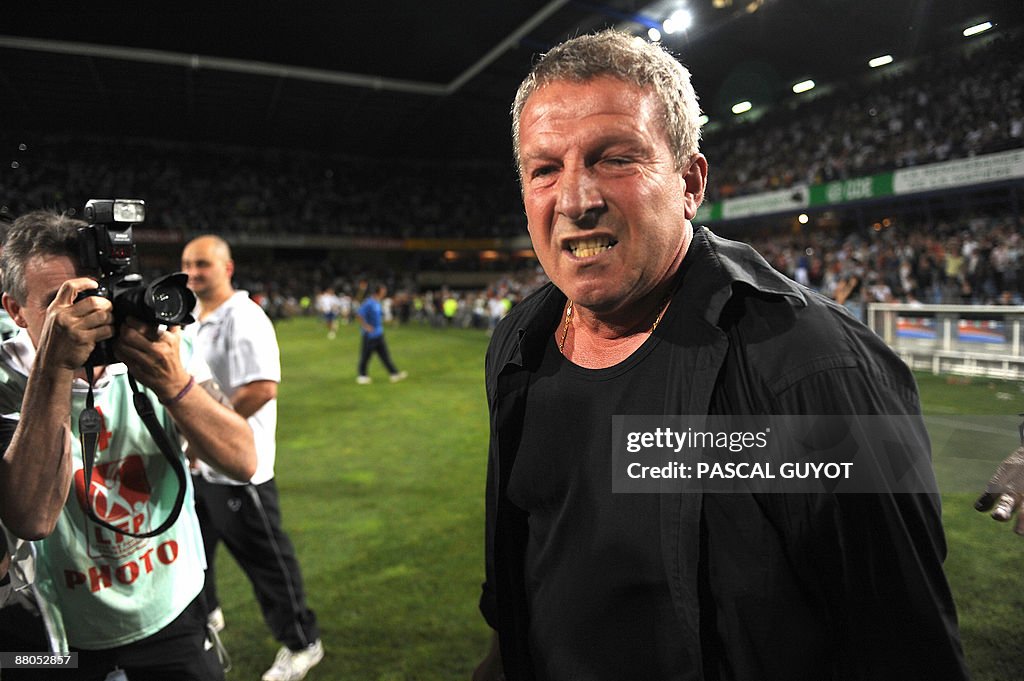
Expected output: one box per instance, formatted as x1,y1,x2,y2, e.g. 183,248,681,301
140,272,196,326
149,285,186,322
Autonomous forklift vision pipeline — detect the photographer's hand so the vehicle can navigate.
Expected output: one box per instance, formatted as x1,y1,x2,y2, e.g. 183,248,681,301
974,445,1024,536
114,318,191,396
34,277,114,371
114,318,257,482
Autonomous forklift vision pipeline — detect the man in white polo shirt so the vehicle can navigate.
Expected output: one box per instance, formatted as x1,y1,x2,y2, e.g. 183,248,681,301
182,235,323,681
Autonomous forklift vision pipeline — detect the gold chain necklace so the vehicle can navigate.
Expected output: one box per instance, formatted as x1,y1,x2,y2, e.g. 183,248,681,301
558,295,671,355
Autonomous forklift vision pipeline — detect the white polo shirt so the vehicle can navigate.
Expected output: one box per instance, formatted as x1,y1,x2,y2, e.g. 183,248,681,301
190,290,281,485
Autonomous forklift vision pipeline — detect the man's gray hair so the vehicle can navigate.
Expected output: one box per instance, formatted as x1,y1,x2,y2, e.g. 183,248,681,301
511,30,703,175
1,210,83,304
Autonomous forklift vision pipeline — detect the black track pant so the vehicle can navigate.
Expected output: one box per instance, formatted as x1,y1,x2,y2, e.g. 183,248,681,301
194,477,319,651
358,335,399,377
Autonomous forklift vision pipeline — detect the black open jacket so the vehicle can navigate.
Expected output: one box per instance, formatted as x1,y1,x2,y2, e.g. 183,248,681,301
480,227,969,681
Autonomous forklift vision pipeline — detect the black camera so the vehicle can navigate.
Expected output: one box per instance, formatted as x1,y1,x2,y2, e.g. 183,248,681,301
77,199,196,367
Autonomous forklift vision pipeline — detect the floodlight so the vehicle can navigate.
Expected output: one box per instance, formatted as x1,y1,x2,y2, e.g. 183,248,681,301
963,21,992,37
868,55,893,68
731,101,752,115
664,9,693,34
792,79,815,94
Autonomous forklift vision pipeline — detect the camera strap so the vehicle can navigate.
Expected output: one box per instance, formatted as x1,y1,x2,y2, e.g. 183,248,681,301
78,365,188,539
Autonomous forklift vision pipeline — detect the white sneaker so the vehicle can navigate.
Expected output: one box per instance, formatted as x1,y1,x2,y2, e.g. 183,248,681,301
356,375,372,385
262,640,324,681
389,371,408,383
207,606,225,633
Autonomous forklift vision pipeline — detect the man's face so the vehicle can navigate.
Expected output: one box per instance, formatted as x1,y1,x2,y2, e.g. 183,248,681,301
181,238,232,300
6,254,79,348
517,76,706,314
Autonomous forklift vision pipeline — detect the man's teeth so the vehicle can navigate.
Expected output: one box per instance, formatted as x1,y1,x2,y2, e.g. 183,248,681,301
569,238,616,258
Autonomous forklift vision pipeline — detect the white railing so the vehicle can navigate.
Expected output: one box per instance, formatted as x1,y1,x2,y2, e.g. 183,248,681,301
867,303,1024,379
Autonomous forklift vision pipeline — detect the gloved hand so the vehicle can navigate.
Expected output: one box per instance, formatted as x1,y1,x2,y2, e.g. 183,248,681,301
975,445,1024,536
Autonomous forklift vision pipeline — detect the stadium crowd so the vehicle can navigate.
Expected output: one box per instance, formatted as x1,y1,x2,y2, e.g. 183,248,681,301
2,30,1020,238
0,29,1020,323
701,30,1024,200
227,205,1023,337
1,141,527,238
752,211,1024,316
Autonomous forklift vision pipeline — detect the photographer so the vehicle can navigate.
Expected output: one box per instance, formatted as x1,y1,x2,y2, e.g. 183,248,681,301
0,210,256,680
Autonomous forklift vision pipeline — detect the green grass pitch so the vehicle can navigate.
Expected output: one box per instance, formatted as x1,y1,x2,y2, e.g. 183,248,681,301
210,317,1024,680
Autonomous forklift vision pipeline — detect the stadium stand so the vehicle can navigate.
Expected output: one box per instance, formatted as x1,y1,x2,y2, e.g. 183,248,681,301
1,27,1020,315
3,30,1021,239
701,30,1023,201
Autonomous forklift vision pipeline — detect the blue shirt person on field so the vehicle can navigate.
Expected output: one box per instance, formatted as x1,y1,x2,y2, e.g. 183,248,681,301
357,294,384,339
354,283,406,385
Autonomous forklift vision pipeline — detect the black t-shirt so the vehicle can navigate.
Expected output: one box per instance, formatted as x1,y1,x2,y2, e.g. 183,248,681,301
506,326,690,681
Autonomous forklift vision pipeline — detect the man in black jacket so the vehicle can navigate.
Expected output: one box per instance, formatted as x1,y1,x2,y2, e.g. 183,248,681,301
473,30,968,681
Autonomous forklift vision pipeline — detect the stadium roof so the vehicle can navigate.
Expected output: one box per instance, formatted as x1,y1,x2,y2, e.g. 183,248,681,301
1,0,1021,162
